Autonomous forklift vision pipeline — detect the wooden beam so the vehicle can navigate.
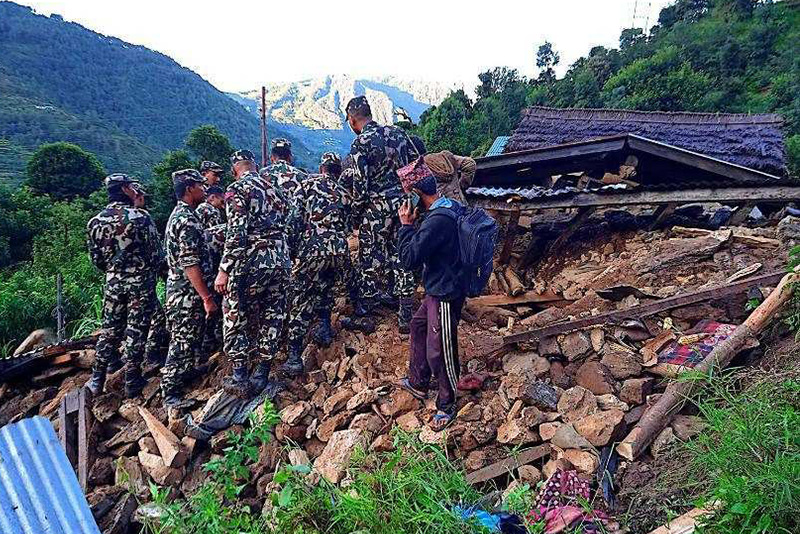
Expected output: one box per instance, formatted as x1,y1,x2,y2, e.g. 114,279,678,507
58,388,92,491
476,137,627,172
470,186,800,212
498,209,521,265
503,271,785,345
466,444,551,485
649,202,678,230
547,206,596,254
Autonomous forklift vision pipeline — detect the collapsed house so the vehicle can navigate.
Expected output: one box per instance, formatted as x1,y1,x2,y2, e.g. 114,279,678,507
0,106,798,533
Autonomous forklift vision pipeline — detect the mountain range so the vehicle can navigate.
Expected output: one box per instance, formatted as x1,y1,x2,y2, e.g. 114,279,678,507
0,2,454,183
229,75,455,168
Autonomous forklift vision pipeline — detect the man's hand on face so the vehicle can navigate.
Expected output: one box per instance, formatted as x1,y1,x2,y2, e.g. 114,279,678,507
398,199,419,226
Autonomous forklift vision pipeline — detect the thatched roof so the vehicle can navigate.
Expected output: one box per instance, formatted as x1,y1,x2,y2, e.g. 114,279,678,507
506,107,787,175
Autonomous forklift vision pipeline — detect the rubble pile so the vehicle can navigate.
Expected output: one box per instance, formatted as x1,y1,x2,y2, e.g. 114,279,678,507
0,218,795,530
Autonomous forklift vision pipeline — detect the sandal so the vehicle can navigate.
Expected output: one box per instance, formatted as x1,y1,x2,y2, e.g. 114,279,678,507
430,410,455,432
397,378,428,400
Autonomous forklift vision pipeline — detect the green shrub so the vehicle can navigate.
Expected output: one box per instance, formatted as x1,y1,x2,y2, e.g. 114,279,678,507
688,376,800,534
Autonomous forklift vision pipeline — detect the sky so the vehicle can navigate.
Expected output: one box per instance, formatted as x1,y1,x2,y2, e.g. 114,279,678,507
13,0,674,93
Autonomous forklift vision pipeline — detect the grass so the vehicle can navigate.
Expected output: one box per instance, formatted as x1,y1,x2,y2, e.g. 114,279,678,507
685,371,800,534
142,404,540,534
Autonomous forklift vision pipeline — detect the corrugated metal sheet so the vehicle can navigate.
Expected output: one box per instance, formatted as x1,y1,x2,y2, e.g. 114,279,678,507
485,136,510,156
467,183,629,199
0,417,100,534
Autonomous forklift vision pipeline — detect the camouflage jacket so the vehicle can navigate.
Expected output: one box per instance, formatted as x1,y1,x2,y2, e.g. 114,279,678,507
220,171,295,273
195,201,225,228
165,200,212,295
345,121,417,216
294,173,352,259
86,201,163,279
261,161,307,201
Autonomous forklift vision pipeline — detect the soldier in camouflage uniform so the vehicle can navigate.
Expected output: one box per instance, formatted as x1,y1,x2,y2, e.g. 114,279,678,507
214,149,296,397
284,152,352,375
194,185,226,357
85,174,163,398
199,160,225,191
259,138,307,201
162,169,218,409
340,96,417,334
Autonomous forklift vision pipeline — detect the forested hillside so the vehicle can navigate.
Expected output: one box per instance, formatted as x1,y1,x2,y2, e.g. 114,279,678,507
0,2,261,183
414,0,800,175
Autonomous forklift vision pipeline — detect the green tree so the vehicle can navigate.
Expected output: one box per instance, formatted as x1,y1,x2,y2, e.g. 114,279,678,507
536,41,560,84
149,149,194,230
185,125,234,168
25,142,105,200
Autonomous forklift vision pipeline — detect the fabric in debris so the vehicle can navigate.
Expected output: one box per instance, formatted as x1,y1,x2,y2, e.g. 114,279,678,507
528,469,611,534
451,506,526,533
184,382,281,441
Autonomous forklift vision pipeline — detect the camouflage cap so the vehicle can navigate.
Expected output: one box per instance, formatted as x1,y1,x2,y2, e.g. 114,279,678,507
345,95,371,117
104,173,139,189
128,182,147,196
171,168,205,187
272,138,291,150
230,149,256,165
320,152,342,166
199,160,224,173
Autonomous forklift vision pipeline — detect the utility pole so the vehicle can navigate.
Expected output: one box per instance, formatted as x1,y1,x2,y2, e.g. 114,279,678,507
260,86,268,168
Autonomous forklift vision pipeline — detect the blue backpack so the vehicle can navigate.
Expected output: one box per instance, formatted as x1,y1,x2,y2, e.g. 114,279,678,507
437,205,498,297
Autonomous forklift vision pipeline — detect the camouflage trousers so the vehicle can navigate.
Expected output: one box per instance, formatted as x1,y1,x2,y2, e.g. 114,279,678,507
223,265,289,366
357,196,414,300
287,253,350,343
161,286,205,396
202,257,223,357
146,296,169,363
94,274,156,375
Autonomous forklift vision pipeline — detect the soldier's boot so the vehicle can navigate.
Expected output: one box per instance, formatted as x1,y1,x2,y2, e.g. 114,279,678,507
342,298,377,334
377,291,398,310
353,299,370,318
312,310,335,348
224,365,254,398
281,340,304,378
163,386,193,410
124,366,147,399
107,358,123,375
84,369,106,396
249,361,272,392
398,298,414,335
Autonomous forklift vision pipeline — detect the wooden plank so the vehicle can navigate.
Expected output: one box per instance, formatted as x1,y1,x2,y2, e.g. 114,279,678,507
58,392,78,470
672,226,780,248
476,136,628,172
504,271,785,345
78,388,92,491
466,444,551,485
468,290,565,307
471,186,800,212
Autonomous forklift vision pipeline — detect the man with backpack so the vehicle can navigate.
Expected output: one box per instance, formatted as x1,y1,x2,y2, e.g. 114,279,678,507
396,172,496,431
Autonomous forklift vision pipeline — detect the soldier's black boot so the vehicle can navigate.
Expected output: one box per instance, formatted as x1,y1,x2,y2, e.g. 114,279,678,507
249,361,272,392
85,368,106,396
377,291,398,310
312,310,335,347
398,298,414,335
107,358,123,375
342,298,377,334
224,365,253,398
124,366,147,399
281,340,304,377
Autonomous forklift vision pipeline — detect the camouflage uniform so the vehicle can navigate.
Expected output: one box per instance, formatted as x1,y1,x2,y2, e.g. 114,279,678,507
287,167,352,344
260,160,307,201
221,157,295,368
346,117,416,301
195,200,225,356
162,170,212,400
87,175,162,391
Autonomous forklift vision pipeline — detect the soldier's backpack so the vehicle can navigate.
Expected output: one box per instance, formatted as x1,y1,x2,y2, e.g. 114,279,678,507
437,205,498,298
